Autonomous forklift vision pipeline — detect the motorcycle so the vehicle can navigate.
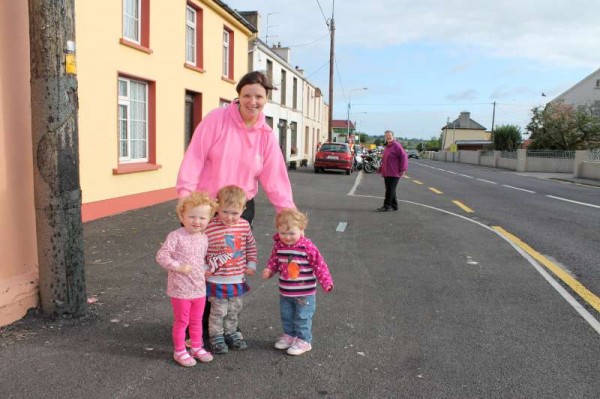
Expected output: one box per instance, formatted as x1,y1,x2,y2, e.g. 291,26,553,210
362,153,381,174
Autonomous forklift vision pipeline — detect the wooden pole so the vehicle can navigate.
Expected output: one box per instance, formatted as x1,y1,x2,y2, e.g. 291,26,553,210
28,0,87,317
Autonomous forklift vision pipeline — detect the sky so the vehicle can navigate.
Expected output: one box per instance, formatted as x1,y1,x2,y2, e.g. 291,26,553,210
224,0,600,140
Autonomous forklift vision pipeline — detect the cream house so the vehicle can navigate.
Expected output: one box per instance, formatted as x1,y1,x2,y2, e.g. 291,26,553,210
551,66,600,116
441,111,490,151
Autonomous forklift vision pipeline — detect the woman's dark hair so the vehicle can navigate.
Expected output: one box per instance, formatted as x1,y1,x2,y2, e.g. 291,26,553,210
236,71,276,94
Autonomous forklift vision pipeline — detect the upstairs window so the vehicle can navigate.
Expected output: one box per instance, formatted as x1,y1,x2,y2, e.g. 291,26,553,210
121,0,151,52
222,27,234,79
185,4,203,69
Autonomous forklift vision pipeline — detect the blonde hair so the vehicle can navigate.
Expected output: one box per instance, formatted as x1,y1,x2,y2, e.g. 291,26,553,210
276,208,308,231
216,185,247,209
176,191,217,220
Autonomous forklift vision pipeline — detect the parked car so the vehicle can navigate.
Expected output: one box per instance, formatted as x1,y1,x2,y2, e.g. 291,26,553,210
408,150,419,159
314,142,353,175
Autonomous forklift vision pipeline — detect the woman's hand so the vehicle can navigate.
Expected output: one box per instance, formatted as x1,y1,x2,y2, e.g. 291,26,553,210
244,268,256,276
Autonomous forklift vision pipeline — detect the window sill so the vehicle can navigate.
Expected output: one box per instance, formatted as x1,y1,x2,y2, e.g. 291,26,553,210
119,38,153,54
221,76,236,84
113,163,162,175
184,63,205,74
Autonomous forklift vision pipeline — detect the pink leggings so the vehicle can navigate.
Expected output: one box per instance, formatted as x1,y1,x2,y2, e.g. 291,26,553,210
171,297,206,352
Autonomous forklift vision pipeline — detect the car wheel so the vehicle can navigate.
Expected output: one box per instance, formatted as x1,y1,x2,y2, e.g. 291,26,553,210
346,169,351,175
314,168,319,173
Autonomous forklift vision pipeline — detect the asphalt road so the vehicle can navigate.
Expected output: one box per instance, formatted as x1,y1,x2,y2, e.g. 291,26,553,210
403,159,600,311
1,166,599,398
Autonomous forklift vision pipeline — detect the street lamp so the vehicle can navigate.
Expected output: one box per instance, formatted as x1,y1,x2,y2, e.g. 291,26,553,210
347,87,367,139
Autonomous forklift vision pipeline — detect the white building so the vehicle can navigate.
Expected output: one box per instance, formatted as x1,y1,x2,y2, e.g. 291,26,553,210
552,67,600,116
240,11,327,165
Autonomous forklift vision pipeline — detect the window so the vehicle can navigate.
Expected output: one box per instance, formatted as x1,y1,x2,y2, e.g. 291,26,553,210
290,122,297,152
596,79,600,88
280,70,287,106
185,4,203,70
121,0,151,52
266,60,273,100
293,77,298,109
115,75,158,174
222,27,234,79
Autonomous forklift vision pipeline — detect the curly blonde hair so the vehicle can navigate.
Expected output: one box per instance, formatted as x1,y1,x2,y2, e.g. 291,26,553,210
176,191,217,220
275,208,308,231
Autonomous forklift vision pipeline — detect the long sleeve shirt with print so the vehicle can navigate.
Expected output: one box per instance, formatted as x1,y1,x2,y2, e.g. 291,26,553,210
205,216,257,285
176,101,295,212
265,234,334,297
156,228,208,299
380,140,408,177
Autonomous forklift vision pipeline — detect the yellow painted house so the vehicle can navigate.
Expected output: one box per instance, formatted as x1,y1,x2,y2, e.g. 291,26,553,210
0,0,256,327
77,0,256,221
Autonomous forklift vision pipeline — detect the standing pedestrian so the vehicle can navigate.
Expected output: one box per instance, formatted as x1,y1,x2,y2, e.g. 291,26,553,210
262,208,334,356
204,185,257,354
377,130,408,212
156,192,216,367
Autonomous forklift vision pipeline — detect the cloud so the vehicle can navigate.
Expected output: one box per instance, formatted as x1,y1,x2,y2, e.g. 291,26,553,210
445,89,479,102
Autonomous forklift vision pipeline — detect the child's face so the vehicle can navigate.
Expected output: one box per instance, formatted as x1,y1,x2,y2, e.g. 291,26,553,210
278,225,304,246
218,204,244,226
180,204,212,234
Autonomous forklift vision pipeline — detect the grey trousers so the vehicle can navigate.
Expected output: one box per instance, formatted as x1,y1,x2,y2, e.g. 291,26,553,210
208,296,243,337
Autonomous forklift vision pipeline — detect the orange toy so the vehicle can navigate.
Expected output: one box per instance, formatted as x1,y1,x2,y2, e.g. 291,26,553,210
287,255,300,279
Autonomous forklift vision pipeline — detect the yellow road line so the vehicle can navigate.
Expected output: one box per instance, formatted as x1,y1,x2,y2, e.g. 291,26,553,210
452,200,474,213
413,180,424,185
429,187,443,194
493,226,600,313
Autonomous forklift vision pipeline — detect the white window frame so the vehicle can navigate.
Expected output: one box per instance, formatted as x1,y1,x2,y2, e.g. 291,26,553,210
185,6,197,65
123,0,141,44
222,29,230,77
118,77,148,163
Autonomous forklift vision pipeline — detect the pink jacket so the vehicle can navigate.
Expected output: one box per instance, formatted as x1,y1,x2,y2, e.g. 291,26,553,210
176,101,295,212
156,228,208,299
380,140,408,178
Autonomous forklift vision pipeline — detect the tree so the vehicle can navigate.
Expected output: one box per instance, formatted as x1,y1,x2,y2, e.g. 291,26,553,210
29,0,87,317
492,124,522,150
527,103,600,149
358,133,370,144
425,136,441,151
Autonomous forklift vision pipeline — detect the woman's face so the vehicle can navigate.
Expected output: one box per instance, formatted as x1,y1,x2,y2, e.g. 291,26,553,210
238,83,268,124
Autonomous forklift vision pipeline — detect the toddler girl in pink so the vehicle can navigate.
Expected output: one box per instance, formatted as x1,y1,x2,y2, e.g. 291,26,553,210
156,192,216,367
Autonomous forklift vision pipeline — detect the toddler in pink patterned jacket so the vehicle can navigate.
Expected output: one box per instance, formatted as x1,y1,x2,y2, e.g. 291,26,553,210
263,208,334,356
156,192,217,367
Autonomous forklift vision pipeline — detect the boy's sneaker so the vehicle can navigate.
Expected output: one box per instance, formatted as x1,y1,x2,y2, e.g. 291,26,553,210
274,334,296,350
190,347,213,363
210,335,229,355
287,338,312,356
224,331,248,351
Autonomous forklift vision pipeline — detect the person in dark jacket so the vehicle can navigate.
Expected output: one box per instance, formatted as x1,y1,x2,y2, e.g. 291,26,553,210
377,130,408,212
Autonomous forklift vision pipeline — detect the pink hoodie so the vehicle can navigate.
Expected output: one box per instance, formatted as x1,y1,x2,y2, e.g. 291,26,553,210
176,101,295,212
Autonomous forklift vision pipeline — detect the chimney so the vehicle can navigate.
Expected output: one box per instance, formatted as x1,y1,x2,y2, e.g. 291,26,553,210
272,43,291,63
458,111,470,128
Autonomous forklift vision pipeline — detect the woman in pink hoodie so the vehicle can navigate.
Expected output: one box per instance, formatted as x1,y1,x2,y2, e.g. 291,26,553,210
177,71,296,345
177,71,295,223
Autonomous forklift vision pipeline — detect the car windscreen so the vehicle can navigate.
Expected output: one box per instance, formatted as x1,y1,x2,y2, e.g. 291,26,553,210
320,145,347,153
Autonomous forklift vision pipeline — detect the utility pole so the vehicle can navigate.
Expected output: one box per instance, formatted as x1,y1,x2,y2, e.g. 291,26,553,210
491,101,496,132
327,1,335,142
29,0,87,317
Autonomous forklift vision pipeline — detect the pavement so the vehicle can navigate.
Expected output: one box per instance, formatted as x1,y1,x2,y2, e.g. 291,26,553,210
511,172,600,187
1,167,599,398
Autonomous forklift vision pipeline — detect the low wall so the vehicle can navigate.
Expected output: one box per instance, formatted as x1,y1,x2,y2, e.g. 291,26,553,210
498,157,517,170
460,151,480,165
480,156,495,167
581,161,600,180
526,157,573,173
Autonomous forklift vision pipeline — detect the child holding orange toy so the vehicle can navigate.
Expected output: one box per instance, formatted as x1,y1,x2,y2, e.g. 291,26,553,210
263,208,334,356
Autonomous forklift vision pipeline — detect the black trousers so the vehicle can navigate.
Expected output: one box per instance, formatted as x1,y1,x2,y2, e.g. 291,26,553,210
201,198,255,341
383,176,400,210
